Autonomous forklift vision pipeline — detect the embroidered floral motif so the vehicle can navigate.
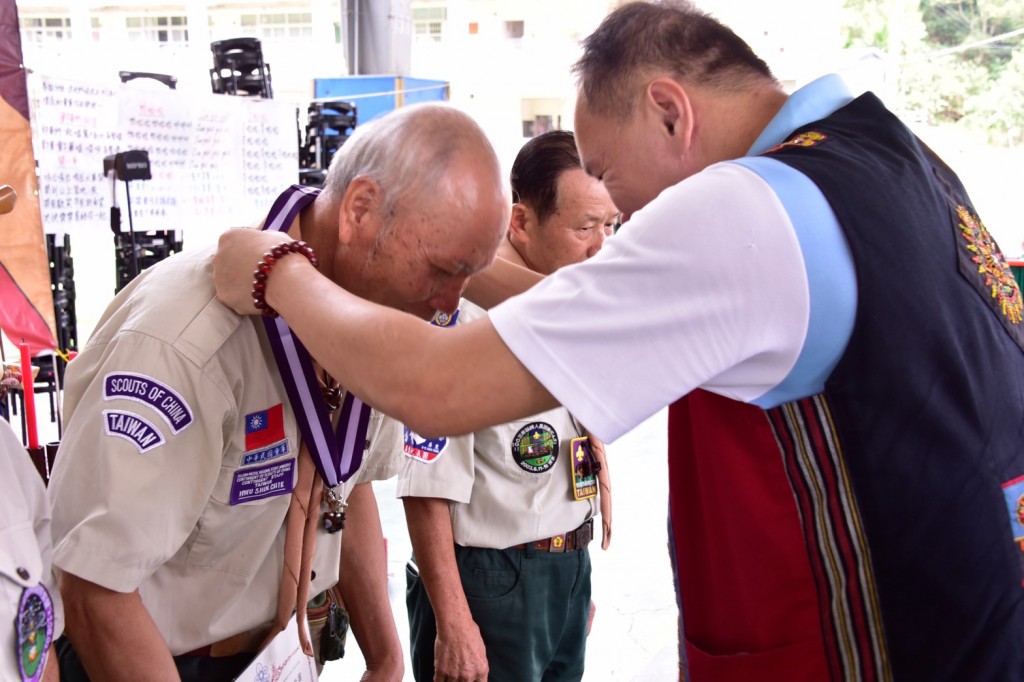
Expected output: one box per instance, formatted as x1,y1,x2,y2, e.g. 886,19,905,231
765,131,828,154
957,205,1023,325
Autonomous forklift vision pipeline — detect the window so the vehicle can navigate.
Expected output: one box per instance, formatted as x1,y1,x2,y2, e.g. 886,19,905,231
522,115,555,138
126,15,188,44
20,16,72,43
412,7,446,43
504,20,524,39
239,12,313,41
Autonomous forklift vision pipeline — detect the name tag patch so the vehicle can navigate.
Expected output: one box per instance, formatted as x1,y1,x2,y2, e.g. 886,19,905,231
403,427,448,464
242,440,290,466
103,409,165,453
103,372,193,434
230,459,295,505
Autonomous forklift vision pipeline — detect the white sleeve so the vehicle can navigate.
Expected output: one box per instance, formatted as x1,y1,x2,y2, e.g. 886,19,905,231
489,163,810,442
0,420,64,640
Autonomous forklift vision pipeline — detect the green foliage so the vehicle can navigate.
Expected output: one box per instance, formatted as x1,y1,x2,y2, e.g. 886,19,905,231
841,0,1023,145
962,48,1024,143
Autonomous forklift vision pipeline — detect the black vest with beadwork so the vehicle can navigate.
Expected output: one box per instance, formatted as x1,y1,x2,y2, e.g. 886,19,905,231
762,93,1024,681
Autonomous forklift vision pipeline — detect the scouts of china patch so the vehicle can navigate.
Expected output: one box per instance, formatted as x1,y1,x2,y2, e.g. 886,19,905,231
764,131,828,154
955,204,1024,351
16,584,54,682
1001,475,1024,585
103,371,193,434
511,422,559,474
403,427,448,463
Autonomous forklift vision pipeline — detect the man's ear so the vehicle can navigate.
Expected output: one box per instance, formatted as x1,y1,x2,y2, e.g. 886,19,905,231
645,77,693,150
507,202,535,245
338,176,383,245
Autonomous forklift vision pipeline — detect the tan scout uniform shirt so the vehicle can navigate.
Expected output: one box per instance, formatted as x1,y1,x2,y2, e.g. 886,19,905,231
49,246,401,656
396,301,598,548
1,419,63,678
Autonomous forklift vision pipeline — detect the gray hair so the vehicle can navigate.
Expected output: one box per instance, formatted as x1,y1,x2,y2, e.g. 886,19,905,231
321,103,500,223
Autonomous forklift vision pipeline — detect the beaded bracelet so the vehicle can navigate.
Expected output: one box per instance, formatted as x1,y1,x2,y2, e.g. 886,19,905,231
251,240,320,318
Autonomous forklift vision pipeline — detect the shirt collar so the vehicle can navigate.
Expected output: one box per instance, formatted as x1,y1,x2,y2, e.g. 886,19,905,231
746,74,855,157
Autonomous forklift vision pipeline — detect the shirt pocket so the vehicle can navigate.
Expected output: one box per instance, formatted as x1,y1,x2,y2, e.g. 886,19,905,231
184,457,294,578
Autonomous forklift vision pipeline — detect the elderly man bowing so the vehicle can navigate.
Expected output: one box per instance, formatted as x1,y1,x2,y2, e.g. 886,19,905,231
49,103,508,682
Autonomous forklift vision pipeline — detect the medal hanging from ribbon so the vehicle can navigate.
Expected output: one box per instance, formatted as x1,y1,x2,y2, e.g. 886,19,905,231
260,185,373,509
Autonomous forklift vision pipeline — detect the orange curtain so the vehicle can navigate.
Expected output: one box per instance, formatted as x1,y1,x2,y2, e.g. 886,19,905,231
0,0,57,355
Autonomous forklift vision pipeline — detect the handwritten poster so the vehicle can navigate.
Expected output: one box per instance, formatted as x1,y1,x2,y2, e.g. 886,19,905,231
29,75,298,239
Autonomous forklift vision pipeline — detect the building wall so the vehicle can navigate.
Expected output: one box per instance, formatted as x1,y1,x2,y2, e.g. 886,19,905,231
16,0,855,175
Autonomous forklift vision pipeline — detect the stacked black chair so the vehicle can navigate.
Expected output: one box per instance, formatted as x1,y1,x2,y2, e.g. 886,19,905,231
119,71,178,90
209,38,273,98
298,100,357,187
46,233,77,380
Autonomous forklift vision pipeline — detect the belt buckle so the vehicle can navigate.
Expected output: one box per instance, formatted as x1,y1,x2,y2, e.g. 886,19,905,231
549,533,567,553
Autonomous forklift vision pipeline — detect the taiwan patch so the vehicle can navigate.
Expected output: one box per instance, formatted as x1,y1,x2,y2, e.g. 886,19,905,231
511,422,559,474
103,372,193,434
955,204,1024,352
103,409,165,453
403,427,448,463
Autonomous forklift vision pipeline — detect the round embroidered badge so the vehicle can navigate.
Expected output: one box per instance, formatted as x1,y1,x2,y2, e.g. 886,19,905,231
511,422,559,473
16,583,54,682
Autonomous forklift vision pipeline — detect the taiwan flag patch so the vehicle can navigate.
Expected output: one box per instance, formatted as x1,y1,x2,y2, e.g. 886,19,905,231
246,404,285,450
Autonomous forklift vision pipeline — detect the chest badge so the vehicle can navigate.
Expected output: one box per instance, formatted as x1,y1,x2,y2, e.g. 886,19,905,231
570,436,599,501
511,422,559,474
764,130,828,154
